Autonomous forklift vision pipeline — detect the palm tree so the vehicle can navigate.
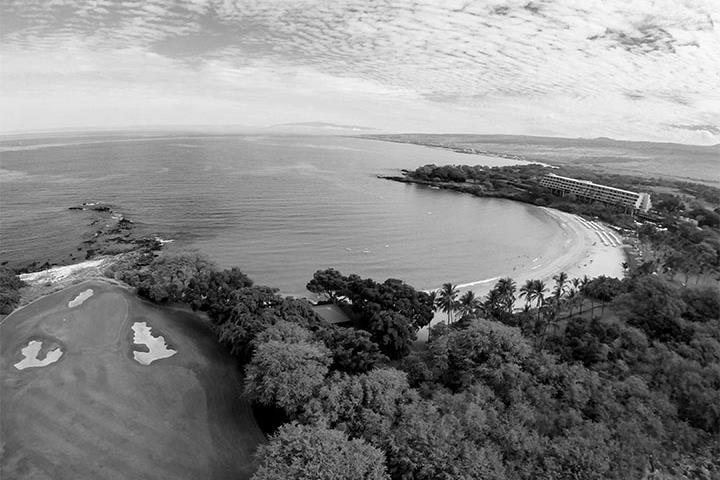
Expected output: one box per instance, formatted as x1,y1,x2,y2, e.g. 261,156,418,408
578,275,590,315
519,279,547,325
484,287,504,317
426,290,437,310
565,288,578,318
436,282,459,324
532,280,547,323
495,277,517,314
458,290,481,320
519,279,535,310
552,271,569,304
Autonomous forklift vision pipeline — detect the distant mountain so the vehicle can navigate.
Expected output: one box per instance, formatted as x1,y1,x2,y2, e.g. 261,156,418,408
271,122,378,132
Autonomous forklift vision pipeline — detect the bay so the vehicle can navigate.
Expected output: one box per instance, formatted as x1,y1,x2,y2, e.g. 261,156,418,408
1,134,565,296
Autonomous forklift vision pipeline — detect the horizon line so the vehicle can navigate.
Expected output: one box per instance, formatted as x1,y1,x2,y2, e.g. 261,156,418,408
0,125,718,148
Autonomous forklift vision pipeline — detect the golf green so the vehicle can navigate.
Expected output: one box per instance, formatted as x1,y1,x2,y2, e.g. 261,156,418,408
1,279,264,480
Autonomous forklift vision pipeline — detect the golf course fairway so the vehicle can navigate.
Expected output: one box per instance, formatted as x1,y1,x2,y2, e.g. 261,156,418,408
1,279,264,480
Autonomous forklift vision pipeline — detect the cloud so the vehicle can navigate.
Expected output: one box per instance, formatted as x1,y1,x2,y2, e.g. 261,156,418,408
670,124,720,135
1,0,718,143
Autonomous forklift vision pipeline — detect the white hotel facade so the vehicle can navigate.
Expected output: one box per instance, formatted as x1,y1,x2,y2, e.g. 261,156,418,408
539,173,652,213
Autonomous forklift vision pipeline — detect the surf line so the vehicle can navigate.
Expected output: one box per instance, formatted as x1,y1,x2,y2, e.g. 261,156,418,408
423,277,501,293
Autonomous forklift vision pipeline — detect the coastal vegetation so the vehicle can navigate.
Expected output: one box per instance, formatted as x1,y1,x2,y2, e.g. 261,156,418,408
386,163,719,223
94,244,720,479
4,161,718,479
252,422,388,480
0,266,26,314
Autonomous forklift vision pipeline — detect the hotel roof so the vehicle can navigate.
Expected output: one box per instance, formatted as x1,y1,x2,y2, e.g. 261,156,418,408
544,173,639,196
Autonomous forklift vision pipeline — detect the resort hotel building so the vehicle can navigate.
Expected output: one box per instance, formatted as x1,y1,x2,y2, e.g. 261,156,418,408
540,173,652,213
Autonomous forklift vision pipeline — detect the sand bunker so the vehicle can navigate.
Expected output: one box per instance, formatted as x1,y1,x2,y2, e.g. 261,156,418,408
131,322,176,365
68,289,94,308
14,340,63,370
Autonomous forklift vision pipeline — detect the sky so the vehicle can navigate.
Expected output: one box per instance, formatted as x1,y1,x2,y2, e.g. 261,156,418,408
1,0,719,144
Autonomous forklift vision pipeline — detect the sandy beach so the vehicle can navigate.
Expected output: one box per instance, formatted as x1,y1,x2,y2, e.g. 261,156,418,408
417,207,626,341
18,258,111,284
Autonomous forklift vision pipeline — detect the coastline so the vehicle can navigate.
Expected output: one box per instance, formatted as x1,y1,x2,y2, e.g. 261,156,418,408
6,257,122,314
13,204,627,337
417,206,626,341
5,202,163,275
10,187,626,338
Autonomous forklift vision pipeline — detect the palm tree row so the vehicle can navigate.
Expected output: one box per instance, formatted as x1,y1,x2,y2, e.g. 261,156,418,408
434,277,517,325
517,272,591,345
434,273,594,334
519,279,547,323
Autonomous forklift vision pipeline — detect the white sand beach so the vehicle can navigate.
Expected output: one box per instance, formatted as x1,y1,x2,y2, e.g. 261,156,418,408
8,258,119,315
417,207,626,341
19,258,111,285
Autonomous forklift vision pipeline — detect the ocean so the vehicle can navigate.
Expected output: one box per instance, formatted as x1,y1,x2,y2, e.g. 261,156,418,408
0,134,567,296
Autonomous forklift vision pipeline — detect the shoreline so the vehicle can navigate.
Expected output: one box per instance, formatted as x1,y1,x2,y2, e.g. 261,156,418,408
9,256,133,314
11,195,626,338
5,202,164,275
13,204,627,325
417,206,626,341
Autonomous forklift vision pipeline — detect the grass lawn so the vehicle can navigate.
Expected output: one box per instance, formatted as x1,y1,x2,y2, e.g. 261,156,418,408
1,279,264,480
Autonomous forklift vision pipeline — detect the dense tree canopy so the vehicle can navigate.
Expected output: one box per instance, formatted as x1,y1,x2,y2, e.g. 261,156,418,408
430,320,533,395
384,396,506,480
315,325,387,374
252,422,389,480
306,269,434,358
614,276,689,342
245,338,332,416
185,266,253,320
134,253,214,304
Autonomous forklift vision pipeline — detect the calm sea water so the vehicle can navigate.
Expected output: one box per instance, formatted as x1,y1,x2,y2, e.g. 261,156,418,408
0,134,565,296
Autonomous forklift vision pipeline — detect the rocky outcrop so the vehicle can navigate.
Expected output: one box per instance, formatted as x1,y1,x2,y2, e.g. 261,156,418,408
15,203,165,274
